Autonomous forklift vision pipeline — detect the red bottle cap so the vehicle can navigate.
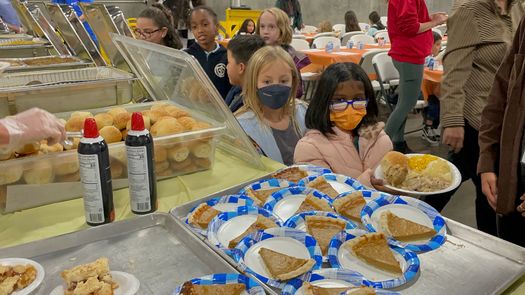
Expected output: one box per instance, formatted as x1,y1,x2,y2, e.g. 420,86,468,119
83,118,100,138
130,112,145,131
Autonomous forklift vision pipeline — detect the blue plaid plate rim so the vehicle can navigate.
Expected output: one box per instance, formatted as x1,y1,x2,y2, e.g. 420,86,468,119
327,230,420,289
171,273,265,295
298,173,365,197
361,194,447,252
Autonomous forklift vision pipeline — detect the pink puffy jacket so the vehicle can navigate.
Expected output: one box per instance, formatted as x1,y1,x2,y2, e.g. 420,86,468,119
294,122,393,188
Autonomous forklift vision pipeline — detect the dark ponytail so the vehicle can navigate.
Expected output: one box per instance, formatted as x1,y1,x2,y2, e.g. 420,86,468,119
139,4,183,49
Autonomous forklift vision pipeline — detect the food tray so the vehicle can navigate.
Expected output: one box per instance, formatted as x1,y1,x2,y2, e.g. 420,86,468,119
171,174,525,295
0,37,48,46
0,56,92,72
0,101,227,213
0,213,251,294
0,45,54,58
0,67,137,117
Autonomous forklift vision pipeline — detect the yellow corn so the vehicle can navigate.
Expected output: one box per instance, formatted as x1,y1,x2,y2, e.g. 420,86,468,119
408,154,438,172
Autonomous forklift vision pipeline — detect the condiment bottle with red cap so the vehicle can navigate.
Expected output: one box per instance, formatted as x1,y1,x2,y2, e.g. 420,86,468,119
125,112,157,214
78,118,115,226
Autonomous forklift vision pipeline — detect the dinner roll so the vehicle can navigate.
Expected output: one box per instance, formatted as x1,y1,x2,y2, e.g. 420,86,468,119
148,109,168,124
53,155,79,176
165,105,189,118
380,151,408,186
99,126,122,143
156,167,173,177
94,113,114,129
58,171,80,182
170,157,191,170
113,112,131,130
193,157,211,169
40,141,63,153
191,142,211,158
150,102,169,111
192,121,212,131
65,116,85,132
151,117,184,137
23,160,54,184
15,142,40,155
107,107,128,119
0,164,23,185
70,111,93,120
168,145,189,162
154,145,167,163
177,117,197,131
121,129,128,140
0,147,14,161
154,161,170,173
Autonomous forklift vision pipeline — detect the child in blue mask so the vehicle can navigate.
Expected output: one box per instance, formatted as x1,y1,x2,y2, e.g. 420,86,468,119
235,46,307,165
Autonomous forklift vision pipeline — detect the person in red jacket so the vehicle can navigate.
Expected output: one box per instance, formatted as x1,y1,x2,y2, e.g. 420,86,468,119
385,0,447,153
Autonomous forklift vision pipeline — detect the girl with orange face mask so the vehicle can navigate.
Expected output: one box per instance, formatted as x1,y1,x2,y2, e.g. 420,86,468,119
294,62,393,188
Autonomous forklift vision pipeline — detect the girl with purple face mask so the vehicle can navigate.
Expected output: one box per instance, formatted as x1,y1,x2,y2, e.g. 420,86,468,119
235,46,307,165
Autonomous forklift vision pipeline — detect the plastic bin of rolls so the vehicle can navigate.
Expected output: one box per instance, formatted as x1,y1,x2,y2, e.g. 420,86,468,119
0,101,226,210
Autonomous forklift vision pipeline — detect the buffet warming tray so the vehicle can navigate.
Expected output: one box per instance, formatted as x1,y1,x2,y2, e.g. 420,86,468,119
0,213,252,294
170,174,525,295
0,55,92,72
0,67,137,116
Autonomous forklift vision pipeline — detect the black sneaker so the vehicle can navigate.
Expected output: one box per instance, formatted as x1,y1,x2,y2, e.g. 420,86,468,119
421,126,439,146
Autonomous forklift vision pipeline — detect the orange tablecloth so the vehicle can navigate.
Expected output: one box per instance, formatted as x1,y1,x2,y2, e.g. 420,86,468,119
422,68,443,100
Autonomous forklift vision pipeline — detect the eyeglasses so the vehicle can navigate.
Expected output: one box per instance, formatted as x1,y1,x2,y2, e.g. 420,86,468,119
329,98,369,112
133,28,161,39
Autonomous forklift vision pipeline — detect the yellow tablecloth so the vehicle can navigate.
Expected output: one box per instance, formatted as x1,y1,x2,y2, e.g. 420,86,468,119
0,151,523,294
0,150,283,248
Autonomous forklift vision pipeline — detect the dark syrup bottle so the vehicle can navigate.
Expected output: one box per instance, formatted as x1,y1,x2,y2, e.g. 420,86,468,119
78,118,115,226
125,112,157,214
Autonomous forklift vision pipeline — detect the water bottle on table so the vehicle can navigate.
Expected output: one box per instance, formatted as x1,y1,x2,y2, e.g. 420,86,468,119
428,57,435,70
347,39,354,49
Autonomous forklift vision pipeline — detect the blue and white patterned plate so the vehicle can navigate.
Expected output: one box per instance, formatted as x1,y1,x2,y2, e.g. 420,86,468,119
334,190,392,202
207,206,282,251
233,227,323,289
171,273,265,295
298,173,365,197
273,165,332,184
240,178,295,205
263,186,334,222
185,195,255,235
284,211,357,232
328,230,420,289
361,194,447,252
282,268,369,295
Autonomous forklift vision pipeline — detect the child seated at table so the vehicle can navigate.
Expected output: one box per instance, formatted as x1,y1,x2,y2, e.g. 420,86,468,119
184,5,231,99
367,11,386,37
235,46,307,165
318,20,333,33
237,18,256,35
256,7,310,98
421,31,443,146
294,62,392,188
225,34,266,112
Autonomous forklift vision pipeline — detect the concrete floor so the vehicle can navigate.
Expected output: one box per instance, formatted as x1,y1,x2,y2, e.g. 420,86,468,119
402,111,477,229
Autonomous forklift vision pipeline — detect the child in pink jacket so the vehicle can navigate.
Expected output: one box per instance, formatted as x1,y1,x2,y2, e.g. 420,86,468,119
294,62,393,188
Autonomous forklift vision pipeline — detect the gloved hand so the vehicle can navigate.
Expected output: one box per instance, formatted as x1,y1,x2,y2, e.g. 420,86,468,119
0,108,66,148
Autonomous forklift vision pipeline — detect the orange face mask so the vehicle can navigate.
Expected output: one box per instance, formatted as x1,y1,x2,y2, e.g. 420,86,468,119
330,108,367,131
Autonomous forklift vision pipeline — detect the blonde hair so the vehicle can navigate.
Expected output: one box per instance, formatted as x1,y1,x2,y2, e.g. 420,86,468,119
318,20,333,33
256,8,293,45
237,46,300,133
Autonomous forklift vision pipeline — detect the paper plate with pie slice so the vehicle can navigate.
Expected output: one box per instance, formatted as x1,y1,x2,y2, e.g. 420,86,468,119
272,165,332,184
0,258,45,295
373,153,461,196
233,227,323,289
50,271,140,295
171,273,265,295
185,194,255,235
282,268,400,295
263,186,334,222
298,173,365,199
283,211,357,260
240,178,295,206
328,230,420,289
361,194,447,252
207,206,283,251
332,190,393,225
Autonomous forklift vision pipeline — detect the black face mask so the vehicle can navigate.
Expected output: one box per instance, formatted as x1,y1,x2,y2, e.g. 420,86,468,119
257,84,292,109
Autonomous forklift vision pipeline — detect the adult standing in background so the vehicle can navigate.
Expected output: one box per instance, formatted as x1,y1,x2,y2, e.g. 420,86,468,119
385,0,447,153
478,17,525,247
163,0,204,47
275,0,303,30
425,0,522,236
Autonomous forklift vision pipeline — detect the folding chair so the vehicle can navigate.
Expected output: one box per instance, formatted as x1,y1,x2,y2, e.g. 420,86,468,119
350,34,375,45
341,31,364,45
312,36,341,49
291,38,310,51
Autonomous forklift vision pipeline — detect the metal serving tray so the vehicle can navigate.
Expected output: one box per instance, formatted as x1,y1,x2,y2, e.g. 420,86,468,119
0,44,54,58
0,213,244,294
171,174,525,295
0,67,136,116
0,56,91,72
